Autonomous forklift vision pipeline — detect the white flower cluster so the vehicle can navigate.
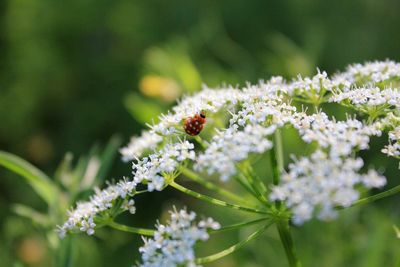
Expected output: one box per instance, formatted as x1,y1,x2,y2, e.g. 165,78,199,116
57,178,137,238
121,61,400,164
119,88,244,161
194,83,297,180
335,60,400,84
330,87,400,111
292,112,381,158
137,208,220,267
289,70,338,95
195,124,276,181
120,131,163,162
132,141,195,191
60,60,400,238
58,140,195,237
150,88,243,136
270,150,386,224
382,126,400,157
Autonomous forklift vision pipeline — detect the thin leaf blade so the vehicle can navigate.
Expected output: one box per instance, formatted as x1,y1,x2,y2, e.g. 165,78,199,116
0,151,57,204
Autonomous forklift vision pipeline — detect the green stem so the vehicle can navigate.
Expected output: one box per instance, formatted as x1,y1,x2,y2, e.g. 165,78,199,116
270,129,301,266
276,219,302,267
170,181,270,215
107,220,155,236
210,217,270,234
337,184,400,210
196,221,274,264
238,162,269,205
270,129,284,186
234,173,261,200
194,135,208,149
179,166,247,205
270,129,284,210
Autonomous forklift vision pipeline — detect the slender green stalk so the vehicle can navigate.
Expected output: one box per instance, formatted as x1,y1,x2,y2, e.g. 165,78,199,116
179,166,247,205
237,162,269,205
245,163,268,194
270,129,301,266
270,129,284,186
336,184,400,210
194,135,208,149
210,217,270,234
196,221,274,264
190,136,261,205
170,181,270,215
107,220,155,236
270,129,284,210
276,219,302,267
234,173,261,200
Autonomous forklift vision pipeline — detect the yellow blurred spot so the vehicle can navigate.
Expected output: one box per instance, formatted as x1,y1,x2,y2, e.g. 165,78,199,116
26,134,53,164
17,237,46,264
139,75,181,102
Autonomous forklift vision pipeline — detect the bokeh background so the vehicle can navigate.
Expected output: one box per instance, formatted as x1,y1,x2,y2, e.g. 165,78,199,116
1,0,400,266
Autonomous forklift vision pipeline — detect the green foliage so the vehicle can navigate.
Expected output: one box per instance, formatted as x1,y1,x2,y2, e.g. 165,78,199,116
0,136,121,266
1,0,400,266
0,151,57,204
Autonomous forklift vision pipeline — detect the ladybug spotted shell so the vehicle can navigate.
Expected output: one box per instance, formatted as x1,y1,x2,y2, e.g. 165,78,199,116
183,112,206,136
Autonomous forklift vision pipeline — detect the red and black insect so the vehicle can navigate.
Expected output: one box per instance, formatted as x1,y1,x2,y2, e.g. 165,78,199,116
183,111,206,136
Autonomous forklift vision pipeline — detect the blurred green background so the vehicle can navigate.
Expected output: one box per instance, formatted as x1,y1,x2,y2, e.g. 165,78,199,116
1,0,400,266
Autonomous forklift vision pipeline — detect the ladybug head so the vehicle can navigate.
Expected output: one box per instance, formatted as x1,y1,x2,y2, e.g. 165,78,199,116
199,110,206,119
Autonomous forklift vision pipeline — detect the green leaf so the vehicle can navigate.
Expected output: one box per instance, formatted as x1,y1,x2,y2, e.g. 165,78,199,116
55,236,74,267
0,151,57,204
55,152,74,186
394,225,400,239
95,134,122,185
124,93,165,124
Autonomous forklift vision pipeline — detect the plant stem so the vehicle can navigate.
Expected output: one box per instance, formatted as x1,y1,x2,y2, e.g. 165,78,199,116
276,219,302,267
237,162,269,205
270,129,284,186
196,221,274,264
179,166,247,205
194,135,208,149
234,173,261,200
107,220,155,236
170,181,270,215
270,129,301,266
210,217,270,234
336,184,400,210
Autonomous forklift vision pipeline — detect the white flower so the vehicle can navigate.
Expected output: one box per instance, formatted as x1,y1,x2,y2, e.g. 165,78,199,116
382,143,400,157
60,60,400,238
389,127,400,141
330,87,400,111
291,112,380,159
195,124,275,181
133,141,195,191
270,150,386,224
120,131,163,162
334,60,400,84
137,208,219,267
148,87,243,137
382,126,400,158
123,199,136,214
57,180,138,237
289,69,336,96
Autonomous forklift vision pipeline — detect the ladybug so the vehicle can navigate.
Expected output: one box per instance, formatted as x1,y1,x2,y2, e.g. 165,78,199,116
183,111,206,136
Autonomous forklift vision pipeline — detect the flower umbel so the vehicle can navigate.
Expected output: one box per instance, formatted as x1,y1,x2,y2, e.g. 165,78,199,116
57,60,400,267
137,208,220,267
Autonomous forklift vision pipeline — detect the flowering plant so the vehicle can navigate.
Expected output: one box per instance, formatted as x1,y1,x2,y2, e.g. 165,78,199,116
52,60,400,266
